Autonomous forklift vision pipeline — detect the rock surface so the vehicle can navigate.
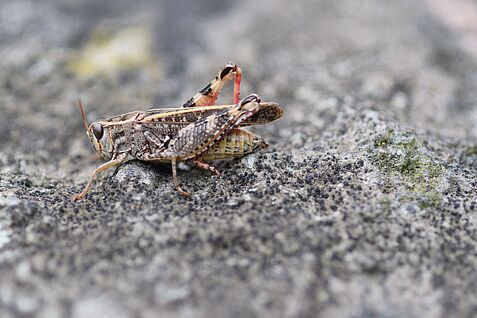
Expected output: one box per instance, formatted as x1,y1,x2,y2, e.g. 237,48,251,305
1,0,477,317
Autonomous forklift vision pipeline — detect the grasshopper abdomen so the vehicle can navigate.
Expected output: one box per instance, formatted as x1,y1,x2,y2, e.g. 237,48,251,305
198,129,267,161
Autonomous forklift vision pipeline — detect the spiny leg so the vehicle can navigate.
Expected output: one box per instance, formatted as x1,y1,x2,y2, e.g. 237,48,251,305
191,159,221,176
183,62,242,108
171,158,190,197
192,159,224,196
72,154,127,201
232,66,242,105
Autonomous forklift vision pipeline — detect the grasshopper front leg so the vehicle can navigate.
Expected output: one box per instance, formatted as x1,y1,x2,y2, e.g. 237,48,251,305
183,62,242,108
73,153,128,201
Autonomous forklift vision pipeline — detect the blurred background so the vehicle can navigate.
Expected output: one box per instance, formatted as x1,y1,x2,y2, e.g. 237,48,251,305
2,0,477,170
1,0,477,317
2,0,477,164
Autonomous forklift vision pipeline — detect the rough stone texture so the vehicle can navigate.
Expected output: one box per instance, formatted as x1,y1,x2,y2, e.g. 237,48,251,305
1,0,477,317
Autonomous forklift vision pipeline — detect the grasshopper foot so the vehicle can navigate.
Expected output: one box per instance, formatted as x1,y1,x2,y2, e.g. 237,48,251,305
72,193,85,201
175,184,191,197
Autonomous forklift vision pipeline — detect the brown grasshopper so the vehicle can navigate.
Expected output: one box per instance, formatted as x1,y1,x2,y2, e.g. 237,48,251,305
73,62,284,200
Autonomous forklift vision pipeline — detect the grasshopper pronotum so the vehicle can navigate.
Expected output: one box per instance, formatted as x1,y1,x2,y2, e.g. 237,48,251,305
74,62,284,200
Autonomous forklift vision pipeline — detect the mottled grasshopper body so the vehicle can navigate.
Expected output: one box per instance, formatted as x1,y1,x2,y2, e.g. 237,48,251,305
74,63,283,200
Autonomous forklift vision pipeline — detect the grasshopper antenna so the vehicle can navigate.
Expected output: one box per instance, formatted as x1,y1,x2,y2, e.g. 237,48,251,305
77,99,89,131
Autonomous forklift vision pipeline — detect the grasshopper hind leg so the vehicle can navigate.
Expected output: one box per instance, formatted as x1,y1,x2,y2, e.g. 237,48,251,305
182,62,242,108
191,159,221,176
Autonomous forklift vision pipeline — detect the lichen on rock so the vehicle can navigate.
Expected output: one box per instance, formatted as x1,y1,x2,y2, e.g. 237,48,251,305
371,128,445,208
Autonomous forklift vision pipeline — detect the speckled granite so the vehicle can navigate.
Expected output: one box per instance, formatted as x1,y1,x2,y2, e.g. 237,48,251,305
1,0,477,317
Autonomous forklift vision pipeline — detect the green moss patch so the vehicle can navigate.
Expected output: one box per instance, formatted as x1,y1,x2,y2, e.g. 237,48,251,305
464,145,477,157
371,129,445,208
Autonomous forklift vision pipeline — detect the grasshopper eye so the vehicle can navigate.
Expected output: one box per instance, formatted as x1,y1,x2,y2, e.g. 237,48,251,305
92,123,104,139
240,94,261,107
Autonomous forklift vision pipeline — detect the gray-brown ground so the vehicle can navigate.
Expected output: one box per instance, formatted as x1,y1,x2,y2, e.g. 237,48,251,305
1,0,477,317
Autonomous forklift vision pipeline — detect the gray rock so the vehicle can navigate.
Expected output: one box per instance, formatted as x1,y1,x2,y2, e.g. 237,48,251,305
1,0,477,317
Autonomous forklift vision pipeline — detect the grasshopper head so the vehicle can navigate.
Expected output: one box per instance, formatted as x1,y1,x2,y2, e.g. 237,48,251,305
238,94,261,112
232,94,262,128
87,122,114,160
77,100,114,160
235,94,261,123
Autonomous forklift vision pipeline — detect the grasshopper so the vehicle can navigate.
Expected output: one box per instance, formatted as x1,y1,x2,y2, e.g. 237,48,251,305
73,62,284,200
